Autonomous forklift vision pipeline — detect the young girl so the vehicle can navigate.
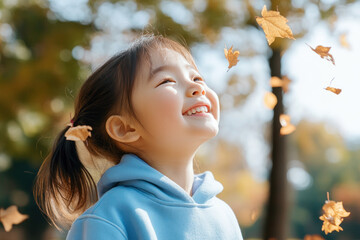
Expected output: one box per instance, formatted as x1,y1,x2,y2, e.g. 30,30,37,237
34,35,243,239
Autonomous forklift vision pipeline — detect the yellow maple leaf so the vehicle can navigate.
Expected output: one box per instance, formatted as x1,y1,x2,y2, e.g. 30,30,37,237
307,44,335,65
256,5,295,45
65,125,93,141
264,91,277,109
319,218,344,235
320,192,350,235
224,46,240,71
0,205,29,232
280,114,296,135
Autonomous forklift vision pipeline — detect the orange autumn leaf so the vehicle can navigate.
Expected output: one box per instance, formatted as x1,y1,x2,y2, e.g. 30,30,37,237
224,46,240,71
270,76,282,87
280,124,296,135
281,76,291,93
307,44,335,65
0,206,29,232
280,114,296,135
264,91,277,109
304,235,325,240
270,76,291,93
65,125,93,141
256,5,295,45
325,86,342,95
320,192,350,235
340,33,350,49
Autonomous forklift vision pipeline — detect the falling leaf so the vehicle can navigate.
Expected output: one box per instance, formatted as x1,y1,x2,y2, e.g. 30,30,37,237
65,125,93,141
307,44,335,65
270,76,282,87
325,86,342,95
339,33,350,49
264,91,277,109
320,192,350,235
280,114,296,135
280,124,296,135
224,46,240,71
270,76,291,93
304,235,325,240
255,5,295,45
0,205,29,232
325,78,341,95
281,76,291,93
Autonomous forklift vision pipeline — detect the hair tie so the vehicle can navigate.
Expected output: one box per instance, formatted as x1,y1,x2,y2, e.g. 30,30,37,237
65,121,92,142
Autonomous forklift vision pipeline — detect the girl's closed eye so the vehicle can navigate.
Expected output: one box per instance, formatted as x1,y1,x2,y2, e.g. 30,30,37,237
157,75,205,87
194,76,205,82
159,78,174,85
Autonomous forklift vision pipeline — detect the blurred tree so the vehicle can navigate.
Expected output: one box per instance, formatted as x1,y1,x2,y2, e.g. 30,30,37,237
0,3,93,162
0,2,93,239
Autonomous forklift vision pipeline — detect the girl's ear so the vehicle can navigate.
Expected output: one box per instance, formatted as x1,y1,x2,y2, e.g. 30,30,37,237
105,115,140,143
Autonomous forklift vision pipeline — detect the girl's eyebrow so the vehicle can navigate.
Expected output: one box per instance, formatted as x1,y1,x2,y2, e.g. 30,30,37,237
148,64,196,82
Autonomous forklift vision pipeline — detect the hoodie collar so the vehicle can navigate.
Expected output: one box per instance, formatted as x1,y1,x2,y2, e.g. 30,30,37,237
97,154,223,204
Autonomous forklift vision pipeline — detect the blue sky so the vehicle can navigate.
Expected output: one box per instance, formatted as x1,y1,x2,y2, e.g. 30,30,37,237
284,16,360,142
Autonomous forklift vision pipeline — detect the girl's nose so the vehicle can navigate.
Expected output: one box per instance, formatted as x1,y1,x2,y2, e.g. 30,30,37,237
193,89,206,96
187,83,206,97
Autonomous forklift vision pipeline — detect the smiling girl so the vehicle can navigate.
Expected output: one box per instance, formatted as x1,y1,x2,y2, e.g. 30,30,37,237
34,35,243,239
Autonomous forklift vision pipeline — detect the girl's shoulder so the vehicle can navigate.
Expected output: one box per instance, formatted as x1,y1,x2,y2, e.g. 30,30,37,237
68,213,128,239
67,185,137,238
89,184,141,214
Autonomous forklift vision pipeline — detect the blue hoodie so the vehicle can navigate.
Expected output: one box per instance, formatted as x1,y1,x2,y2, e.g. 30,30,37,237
67,154,243,240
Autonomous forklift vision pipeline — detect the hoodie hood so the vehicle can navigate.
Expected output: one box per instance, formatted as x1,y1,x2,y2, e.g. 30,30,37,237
68,153,243,240
97,154,223,204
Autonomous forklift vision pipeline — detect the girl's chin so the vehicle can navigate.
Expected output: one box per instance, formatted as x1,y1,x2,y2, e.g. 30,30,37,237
189,126,219,140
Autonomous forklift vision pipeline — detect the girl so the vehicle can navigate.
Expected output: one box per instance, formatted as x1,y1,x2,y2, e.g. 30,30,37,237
34,35,243,239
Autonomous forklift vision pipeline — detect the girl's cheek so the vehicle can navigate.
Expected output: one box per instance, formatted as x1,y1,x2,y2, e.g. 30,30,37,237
155,88,179,107
207,88,220,121
145,92,180,130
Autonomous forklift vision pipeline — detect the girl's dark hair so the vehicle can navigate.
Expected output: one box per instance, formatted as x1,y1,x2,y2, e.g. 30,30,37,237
33,34,196,229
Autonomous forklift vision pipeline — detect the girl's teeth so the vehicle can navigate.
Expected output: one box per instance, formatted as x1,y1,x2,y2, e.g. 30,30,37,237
185,106,209,115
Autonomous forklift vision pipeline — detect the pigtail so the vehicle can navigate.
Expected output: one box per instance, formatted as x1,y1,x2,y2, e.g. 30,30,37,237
34,126,97,229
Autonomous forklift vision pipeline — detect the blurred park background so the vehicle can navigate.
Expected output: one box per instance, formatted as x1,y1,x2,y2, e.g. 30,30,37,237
1,0,360,239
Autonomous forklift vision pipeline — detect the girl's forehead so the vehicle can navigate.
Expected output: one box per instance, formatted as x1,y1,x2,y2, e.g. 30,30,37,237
138,47,197,81
151,48,189,66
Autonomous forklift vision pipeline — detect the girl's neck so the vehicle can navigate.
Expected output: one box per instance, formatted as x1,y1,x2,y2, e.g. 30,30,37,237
139,152,195,196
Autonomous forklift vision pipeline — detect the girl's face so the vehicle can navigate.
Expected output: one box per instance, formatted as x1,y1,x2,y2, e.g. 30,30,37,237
131,47,220,154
